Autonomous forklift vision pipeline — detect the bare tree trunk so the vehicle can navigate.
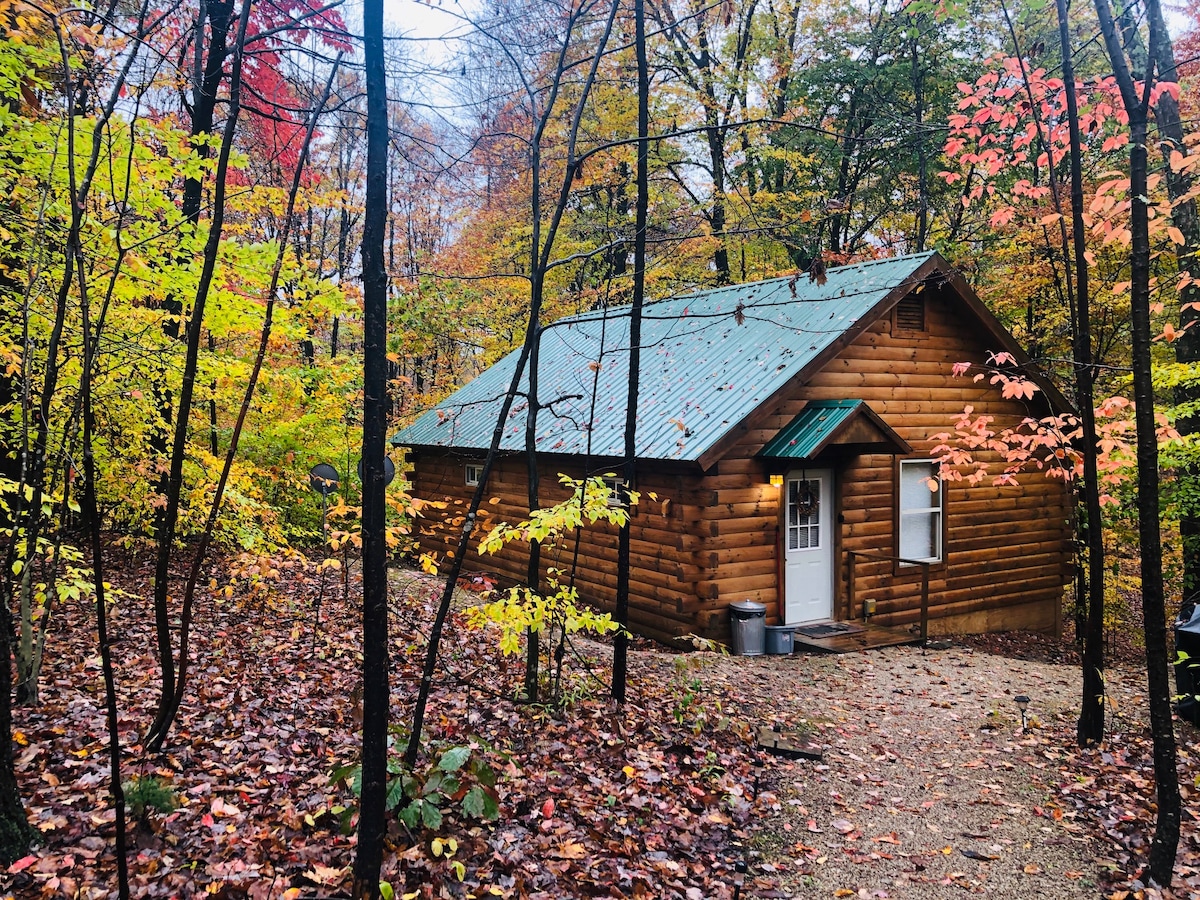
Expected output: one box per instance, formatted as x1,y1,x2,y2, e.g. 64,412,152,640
0,598,29,865
147,0,234,734
1143,3,1200,609
352,0,389,891
404,0,620,765
145,0,255,750
1053,0,1106,748
77,233,130,900
146,58,341,751
1094,0,1180,882
613,0,649,703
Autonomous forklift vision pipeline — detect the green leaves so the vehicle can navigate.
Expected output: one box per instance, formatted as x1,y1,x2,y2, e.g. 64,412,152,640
461,785,499,820
385,775,406,812
438,746,471,773
398,797,443,830
333,742,501,835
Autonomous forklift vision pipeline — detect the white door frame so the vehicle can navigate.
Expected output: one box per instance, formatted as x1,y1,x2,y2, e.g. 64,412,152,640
783,468,834,624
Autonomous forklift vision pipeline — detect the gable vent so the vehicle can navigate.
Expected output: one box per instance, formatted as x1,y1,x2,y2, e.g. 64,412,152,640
894,296,925,332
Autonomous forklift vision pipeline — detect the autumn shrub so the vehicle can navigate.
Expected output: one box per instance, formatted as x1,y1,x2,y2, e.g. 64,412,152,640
465,574,620,658
465,474,633,704
324,491,423,559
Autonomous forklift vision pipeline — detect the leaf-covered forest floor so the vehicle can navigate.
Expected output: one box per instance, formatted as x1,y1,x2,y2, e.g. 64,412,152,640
1,554,1197,899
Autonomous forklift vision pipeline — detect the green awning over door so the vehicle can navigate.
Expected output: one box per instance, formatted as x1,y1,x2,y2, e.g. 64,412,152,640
759,400,911,460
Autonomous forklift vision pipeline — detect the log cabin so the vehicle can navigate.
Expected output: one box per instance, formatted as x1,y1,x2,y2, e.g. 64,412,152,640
392,252,1075,645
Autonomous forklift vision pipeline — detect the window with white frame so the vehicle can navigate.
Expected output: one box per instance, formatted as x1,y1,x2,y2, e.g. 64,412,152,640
898,460,943,563
603,475,628,509
465,463,483,486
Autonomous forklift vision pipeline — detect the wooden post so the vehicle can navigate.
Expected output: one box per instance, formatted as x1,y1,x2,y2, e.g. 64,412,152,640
919,562,930,644
847,551,857,621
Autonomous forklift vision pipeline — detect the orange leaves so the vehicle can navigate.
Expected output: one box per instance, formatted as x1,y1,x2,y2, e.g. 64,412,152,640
935,354,1106,490
1101,133,1128,153
301,865,350,888
999,378,1038,401
942,52,1132,231
989,205,1016,227
550,841,587,860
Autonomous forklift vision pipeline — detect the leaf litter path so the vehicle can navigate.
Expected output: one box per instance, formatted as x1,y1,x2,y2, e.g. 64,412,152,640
621,640,1198,899
679,647,1101,897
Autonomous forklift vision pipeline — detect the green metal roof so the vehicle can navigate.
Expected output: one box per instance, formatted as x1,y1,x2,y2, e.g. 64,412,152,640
760,400,862,459
392,252,939,463
757,399,911,460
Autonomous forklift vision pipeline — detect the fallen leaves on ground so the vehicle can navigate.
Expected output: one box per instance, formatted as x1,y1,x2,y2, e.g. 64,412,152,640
0,555,765,898
1,553,1198,899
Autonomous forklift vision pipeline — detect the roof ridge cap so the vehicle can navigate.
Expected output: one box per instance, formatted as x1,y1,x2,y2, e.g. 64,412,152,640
542,251,942,329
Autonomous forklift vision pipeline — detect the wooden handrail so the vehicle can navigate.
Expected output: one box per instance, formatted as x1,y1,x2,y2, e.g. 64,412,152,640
845,550,931,643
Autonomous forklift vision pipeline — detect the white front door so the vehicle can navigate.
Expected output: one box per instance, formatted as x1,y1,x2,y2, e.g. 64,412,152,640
784,469,833,624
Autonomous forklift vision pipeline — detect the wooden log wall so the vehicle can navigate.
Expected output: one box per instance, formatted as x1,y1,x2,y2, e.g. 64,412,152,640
704,280,1072,639
407,455,720,644
406,278,1073,645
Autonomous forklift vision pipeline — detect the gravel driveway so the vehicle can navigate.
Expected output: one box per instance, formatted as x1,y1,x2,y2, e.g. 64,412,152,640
630,640,1151,898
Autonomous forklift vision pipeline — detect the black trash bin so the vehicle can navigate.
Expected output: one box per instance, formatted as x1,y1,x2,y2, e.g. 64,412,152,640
729,600,766,656
1175,602,1200,725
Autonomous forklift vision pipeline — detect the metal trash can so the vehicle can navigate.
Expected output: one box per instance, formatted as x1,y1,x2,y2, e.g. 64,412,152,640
765,625,795,655
729,600,766,656
1176,602,1200,725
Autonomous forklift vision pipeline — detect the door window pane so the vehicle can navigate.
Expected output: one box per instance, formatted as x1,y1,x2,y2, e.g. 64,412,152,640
787,478,821,551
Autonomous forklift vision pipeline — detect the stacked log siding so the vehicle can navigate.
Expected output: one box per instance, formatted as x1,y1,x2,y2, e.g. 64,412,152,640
399,256,1073,644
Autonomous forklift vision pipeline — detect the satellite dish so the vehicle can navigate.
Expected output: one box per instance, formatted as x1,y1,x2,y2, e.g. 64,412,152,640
357,455,396,486
308,463,340,496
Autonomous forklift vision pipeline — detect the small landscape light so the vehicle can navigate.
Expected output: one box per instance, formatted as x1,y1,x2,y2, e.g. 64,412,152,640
1014,694,1031,729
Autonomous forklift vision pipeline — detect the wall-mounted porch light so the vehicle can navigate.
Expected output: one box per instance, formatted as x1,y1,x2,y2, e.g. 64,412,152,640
769,473,784,488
